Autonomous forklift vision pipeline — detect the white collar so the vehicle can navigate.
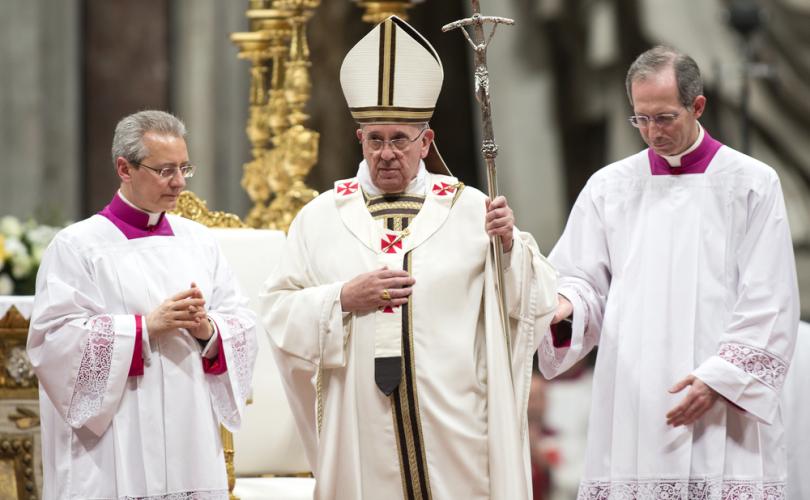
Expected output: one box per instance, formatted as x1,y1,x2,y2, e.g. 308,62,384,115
661,123,704,167
356,159,427,196
117,190,163,226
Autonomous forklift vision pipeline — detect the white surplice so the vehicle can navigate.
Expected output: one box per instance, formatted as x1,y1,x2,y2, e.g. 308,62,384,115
541,137,800,499
27,198,258,500
260,171,557,500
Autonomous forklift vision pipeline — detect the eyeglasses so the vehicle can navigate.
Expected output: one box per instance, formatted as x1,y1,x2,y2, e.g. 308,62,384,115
362,127,428,153
132,161,196,178
628,112,680,128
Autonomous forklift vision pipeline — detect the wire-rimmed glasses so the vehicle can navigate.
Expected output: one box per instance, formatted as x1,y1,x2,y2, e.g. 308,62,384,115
362,126,428,153
133,161,196,179
628,112,680,128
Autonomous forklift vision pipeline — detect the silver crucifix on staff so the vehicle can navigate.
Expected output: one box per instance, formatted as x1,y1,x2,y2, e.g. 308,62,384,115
443,2,515,354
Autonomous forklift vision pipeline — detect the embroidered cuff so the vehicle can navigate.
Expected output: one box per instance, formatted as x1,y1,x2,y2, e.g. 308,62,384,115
128,315,144,377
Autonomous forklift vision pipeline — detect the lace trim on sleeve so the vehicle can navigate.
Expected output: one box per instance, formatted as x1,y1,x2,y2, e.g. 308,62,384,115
718,342,788,390
208,315,256,426
121,489,228,500
223,315,256,401
578,478,785,500
66,315,116,427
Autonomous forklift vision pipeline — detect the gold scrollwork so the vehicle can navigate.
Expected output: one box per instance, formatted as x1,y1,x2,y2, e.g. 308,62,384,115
170,192,247,229
0,435,36,500
8,408,39,432
232,1,321,233
0,307,38,400
356,0,415,24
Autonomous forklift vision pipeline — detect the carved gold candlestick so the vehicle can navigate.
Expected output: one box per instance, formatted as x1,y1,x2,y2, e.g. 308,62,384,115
230,31,274,228
260,0,320,231
356,0,416,23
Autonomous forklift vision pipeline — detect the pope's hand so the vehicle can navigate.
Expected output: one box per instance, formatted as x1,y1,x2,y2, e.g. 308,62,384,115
485,196,514,252
340,268,415,314
146,287,207,338
551,295,573,325
666,375,720,427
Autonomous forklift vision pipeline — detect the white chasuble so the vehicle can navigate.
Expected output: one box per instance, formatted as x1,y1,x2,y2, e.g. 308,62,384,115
27,194,258,500
543,134,800,499
261,172,557,500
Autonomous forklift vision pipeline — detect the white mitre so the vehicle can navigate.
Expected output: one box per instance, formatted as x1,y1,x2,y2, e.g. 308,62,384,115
340,15,451,175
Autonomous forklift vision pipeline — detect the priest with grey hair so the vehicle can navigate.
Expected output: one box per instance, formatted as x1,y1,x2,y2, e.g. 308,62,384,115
542,46,799,498
260,16,557,500
27,110,257,500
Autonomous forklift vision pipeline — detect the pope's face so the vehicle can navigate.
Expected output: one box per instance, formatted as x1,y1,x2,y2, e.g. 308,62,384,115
357,124,433,194
630,67,705,157
117,131,189,213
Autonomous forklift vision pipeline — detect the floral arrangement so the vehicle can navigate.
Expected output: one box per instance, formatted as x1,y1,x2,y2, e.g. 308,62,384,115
0,216,62,296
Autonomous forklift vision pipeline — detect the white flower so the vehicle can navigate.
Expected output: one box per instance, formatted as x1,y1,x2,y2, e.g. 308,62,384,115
0,216,23,238
3,237,26,258
0,273,13,295
26,225,59,248
10,252,32,280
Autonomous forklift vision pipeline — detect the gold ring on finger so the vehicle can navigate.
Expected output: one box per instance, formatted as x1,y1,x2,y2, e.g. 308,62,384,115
381,289,392,301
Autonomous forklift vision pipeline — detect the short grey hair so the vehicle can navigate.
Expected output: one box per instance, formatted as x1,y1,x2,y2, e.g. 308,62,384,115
111,110,187,166
625,46,703,108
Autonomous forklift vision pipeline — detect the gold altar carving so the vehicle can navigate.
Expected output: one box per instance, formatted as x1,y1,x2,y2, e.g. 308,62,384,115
0,307,37,401
170,192,247,228
356,0,416,23
0,306,40,499
231,0,320,233
0,435,36,500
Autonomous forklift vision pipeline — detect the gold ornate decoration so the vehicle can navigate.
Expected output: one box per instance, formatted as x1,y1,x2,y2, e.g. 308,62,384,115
356,0,416,23
221,427,237,500
232,0,320,233
0,307,37,400
8,409,39,432
170,191,247,228
0,435,36,500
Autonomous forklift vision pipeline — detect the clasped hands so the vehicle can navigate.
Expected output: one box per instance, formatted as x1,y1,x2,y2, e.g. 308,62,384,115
339,196,515,313
145,282,213,343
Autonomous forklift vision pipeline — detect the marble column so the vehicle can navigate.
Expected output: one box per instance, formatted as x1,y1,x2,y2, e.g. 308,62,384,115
171,0,252,217
0,0,80,223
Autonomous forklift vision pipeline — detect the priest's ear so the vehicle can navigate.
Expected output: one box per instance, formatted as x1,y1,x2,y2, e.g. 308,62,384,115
419,128,434,159
116,157,135,183
690,95,707,119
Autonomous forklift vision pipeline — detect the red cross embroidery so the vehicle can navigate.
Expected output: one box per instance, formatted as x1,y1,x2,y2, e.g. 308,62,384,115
337,182,358,196
380,234,403,254
380,305,399,314
432,182,456,196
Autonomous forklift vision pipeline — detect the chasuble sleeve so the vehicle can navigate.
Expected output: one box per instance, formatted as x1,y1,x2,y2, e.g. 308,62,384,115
27,236,138,436
259,215,351,371
542,182,610,379
203,240,258,431
506,231,557,346
692,173,799,425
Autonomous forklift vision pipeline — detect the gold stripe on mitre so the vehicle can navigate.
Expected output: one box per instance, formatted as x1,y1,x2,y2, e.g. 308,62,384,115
350,107,435,123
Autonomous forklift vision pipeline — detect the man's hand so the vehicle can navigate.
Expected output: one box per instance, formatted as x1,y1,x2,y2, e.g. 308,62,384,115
485,196,514,252
340,268,415,314
552,294,573,325
666,375,720,427
146,287,207,338
185,282,213,342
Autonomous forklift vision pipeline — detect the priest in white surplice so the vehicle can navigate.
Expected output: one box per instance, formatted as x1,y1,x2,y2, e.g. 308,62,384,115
540,46,800,499
260,16,557,500
27,110,258,500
